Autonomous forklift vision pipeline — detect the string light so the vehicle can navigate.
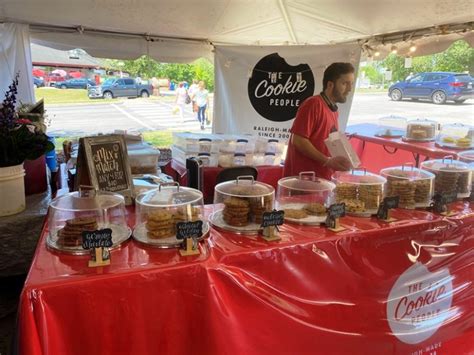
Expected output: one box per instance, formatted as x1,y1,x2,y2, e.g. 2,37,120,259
409,43,417,53
390,45,398,54
374,50,380,57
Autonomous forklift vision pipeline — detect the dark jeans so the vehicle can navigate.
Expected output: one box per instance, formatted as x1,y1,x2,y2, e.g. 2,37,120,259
197,105,206,125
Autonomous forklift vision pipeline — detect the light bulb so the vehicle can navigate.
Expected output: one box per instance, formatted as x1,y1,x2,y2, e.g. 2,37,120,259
390,45,398,54
409,44,417,53
374,51,380,57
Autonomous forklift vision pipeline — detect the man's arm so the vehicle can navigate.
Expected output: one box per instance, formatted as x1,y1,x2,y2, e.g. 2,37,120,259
291,134,351,171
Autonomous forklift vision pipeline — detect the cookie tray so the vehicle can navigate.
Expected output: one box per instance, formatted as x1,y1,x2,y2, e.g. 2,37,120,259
133,221,210,248
46,224,132,255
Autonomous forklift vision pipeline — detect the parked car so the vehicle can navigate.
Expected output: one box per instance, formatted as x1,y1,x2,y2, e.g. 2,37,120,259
44,73,66,86
88,78,152,99
33,76,44,88
388,72,473,104
54,78,96,89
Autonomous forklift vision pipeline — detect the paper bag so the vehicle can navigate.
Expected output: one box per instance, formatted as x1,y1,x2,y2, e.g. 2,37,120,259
324,131,361,168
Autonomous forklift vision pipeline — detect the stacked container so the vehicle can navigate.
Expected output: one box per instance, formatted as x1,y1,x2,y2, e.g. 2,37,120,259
133,183,208,248
277,171,335,224
380,164,435,209
332,169,387,217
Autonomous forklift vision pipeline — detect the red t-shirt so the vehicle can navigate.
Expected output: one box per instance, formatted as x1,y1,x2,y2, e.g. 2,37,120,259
283,95,339,180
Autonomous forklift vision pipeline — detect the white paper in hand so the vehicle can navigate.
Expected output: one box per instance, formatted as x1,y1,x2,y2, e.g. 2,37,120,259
324,131,361,168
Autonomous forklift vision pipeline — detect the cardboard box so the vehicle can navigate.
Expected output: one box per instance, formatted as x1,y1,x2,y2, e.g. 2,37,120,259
324,131,361,168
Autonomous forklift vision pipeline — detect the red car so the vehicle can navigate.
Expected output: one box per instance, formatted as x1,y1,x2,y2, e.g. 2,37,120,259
45,73,66,86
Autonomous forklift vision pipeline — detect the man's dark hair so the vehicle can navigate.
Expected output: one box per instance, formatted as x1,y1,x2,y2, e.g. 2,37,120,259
323,62,355,90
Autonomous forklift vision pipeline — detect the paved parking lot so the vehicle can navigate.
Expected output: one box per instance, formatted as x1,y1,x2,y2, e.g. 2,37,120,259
46,94,473,137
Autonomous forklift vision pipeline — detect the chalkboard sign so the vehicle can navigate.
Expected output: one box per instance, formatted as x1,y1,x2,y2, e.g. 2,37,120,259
176,221,203,240
327,203,346,219
261,210,285,228
82,228,113,249
377,196,399,220
76,135,133,204
431,192,457,213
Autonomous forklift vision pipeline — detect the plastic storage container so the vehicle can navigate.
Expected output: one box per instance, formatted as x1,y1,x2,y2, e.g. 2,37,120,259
218,135,256,154
277,171,336,225
255,138,286,154
458,150,474,196
375,115,407,138
380,164,435,208
47,189,131,254
421,157,472,199
172,132,222,153
404,119,437,142
436,123,473,149
210,176,274,234
332,169,387,217
171,145,219,167
133,183,208,248
127,143,160,175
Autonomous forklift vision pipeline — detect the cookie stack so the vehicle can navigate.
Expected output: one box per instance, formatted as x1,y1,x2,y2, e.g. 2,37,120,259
249,196,272,224
223,197,250,226
303,203,326,216
457,171,471,194
435,170,459,194
335,183,357,203
146,210,175,239
340,199,365,213
174,206,200,224
390,180,416,208
58,217,98,247
358,184,383,210
414,179,431,204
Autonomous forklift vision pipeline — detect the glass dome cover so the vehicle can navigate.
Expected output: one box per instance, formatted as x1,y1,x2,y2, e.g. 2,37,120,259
436,123,473,149
404,118,437,142
47,188,131,255
133,182,208,248
277,171,335,225
211,176,275,234
375,115,407,137
458,150,474,164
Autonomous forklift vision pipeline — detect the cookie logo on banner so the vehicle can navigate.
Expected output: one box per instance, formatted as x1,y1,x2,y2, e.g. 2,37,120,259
386,262,453,344
248,53,314,122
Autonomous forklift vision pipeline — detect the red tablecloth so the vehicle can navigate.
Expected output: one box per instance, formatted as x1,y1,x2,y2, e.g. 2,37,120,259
18,202,474,355
164,160,284,203
347,123,464,172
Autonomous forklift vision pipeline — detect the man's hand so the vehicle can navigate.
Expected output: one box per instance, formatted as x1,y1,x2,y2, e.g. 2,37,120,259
324,156,351,171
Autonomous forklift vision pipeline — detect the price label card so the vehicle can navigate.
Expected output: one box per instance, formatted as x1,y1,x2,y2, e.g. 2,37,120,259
261,210,285,228
327,203,346,219
176,221,203,240
82,228,113,249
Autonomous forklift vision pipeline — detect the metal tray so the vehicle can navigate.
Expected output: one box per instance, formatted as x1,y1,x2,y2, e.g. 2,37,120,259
46,224,131,255
133,221,210,248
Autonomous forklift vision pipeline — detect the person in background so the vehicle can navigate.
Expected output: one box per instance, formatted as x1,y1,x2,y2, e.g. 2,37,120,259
151,77,160,96
188,79,199,116
283,62,355,180
175,82,188,122
194,81,209,130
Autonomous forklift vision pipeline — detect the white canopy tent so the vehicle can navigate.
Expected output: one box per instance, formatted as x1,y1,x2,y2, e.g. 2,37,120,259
0,1,472,110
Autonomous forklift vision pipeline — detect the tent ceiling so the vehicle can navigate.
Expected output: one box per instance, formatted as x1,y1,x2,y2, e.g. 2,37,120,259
1,0,473,61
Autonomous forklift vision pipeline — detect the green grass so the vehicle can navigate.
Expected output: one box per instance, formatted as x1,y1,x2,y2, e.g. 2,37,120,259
52,131,173,152
35,88,118,104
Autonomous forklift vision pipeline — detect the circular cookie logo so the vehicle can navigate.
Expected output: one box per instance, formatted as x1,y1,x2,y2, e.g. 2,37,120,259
386,262,453,344
248,53,314,122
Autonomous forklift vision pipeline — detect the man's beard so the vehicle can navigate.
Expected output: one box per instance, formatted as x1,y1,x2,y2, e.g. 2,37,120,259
331,88,348,103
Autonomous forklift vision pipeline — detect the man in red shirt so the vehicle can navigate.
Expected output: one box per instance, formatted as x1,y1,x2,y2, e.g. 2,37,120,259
284,62,355,179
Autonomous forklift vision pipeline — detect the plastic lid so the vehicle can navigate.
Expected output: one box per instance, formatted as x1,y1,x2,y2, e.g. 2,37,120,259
420,156,470,173
278,171,336,192
407,118,437,125
458,150,474,163
332,169,387,185
50,190,124,212
136,182,203,207
380,164,435,180
215,176,274,197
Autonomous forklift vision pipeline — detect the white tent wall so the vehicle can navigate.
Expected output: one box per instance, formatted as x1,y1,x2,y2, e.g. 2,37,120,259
0,23,34,105
214,44,361,136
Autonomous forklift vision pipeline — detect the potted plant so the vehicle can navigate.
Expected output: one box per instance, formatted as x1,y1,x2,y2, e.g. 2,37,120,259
0,74,54,216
